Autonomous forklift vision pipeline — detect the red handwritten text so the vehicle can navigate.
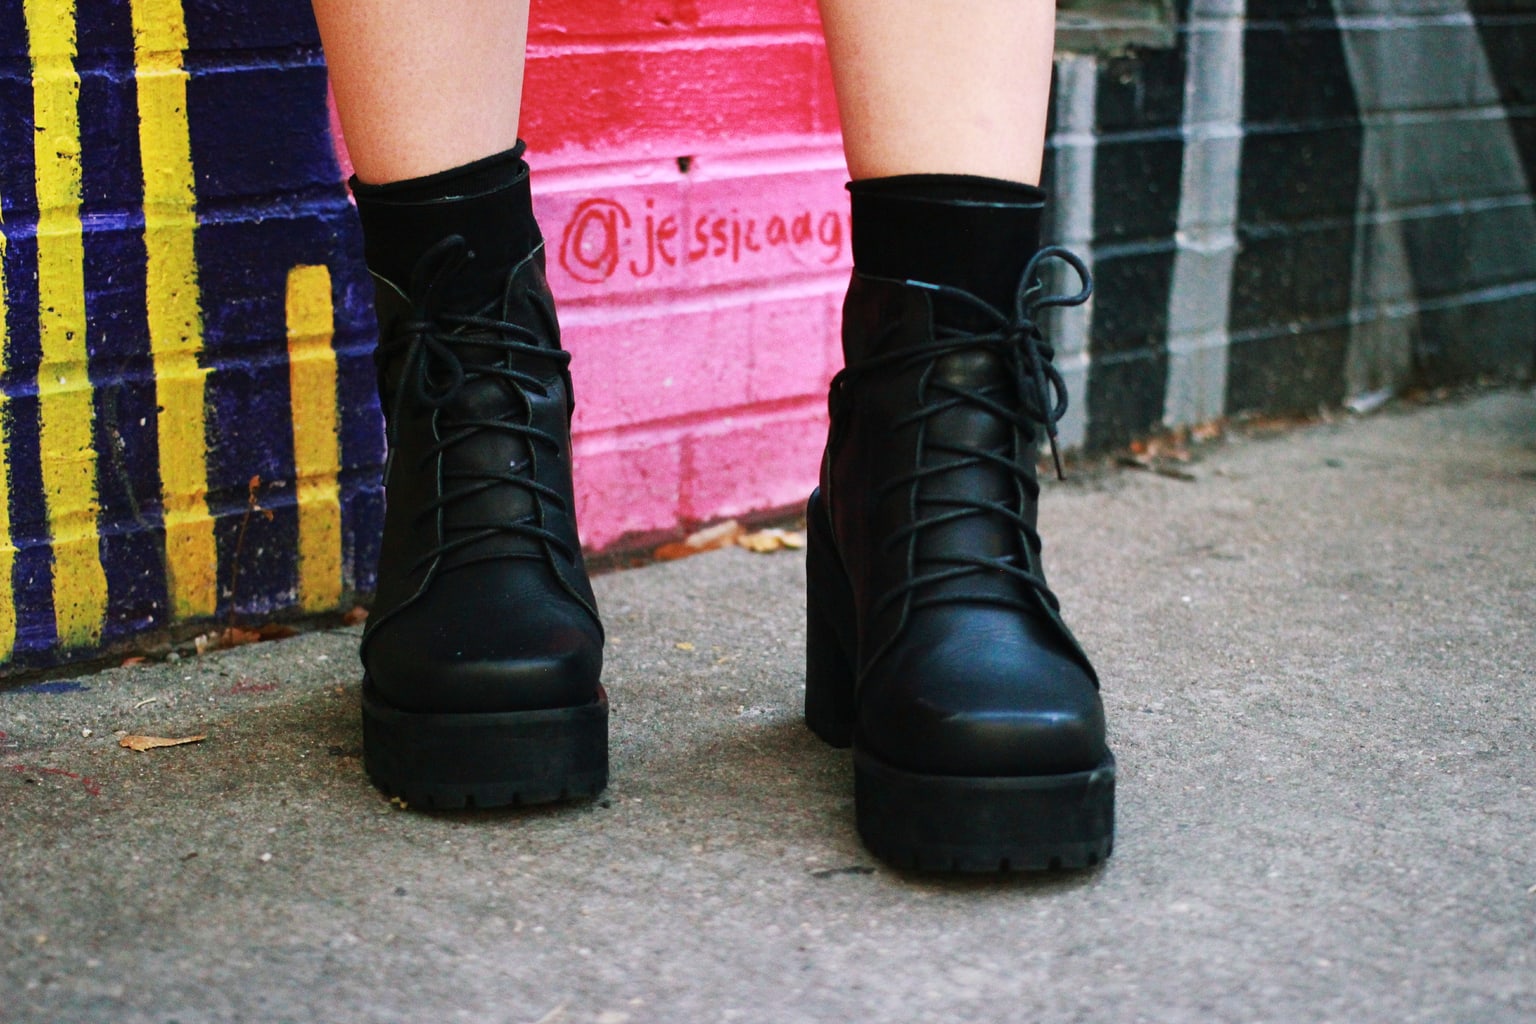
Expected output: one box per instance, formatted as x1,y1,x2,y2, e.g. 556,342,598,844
559,197,848,284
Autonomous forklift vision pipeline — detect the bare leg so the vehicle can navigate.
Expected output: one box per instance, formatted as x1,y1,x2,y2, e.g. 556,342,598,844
817,0,1057,185
312,1,531,184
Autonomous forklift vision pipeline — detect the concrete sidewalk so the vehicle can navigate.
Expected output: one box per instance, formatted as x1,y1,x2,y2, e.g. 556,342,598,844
3,389,1533,1024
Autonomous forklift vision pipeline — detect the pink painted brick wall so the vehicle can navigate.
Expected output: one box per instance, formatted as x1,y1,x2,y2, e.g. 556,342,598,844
523,3,849,552
545,152,848,551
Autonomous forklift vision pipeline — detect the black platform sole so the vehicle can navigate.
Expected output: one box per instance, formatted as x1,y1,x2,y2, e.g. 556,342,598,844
808,619,1116,873
852,747,1114,872
361,681,608,809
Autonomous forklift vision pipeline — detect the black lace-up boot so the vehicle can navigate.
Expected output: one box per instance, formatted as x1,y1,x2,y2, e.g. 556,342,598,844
352,144,606,808
805,175,1114,871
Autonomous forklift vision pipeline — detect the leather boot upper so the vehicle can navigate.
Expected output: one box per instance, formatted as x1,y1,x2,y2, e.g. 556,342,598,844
819,251,1106,777
361,239,602,714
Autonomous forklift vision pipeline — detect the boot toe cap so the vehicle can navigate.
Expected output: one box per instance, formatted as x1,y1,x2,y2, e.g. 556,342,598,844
856,610,1107,777
363,567,602,715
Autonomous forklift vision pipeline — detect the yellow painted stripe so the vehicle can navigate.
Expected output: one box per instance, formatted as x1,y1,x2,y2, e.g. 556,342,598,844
285,265,342,612
130,0,216,619
0,200,17,660
24,0,108,648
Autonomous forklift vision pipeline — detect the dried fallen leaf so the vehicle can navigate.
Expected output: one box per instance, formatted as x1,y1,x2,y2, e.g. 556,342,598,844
120,656,147,667
218,627,263,649
737,528,807,553
1117,455,1198,483
119,734,207,752
1190,419,1226,443
654,519,745,561
342,606,370,626
256,623,299,641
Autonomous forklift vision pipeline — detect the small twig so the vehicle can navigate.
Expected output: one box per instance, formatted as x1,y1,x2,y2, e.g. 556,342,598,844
526,999,570,1024
227,475,267,627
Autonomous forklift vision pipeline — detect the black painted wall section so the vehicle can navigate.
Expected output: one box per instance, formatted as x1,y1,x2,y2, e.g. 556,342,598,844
1226,0,1361,415
1086,41,1186,450
1463,0,1536,376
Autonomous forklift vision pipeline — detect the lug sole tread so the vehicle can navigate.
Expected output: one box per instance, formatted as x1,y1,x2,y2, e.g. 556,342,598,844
361,680,609,810
852,746,1115,874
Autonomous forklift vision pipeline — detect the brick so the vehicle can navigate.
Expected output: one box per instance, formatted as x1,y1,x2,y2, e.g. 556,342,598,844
1379,116,1532,210
1237,125,1364,226
187,63,341,202
1095,47,1186,133
1226,324,1350,414
1092,137,1184,246
571,432,684,551
565,301,753,435
1400,201,1536,301
1168,241,1242,335
1416,291,1536,382
743,284,840,405
679,403,827,523
183,3,323,52
1471,11,1536,107
521,40,837,157
1230,221,1357,331
1246,0,1355,25
1342,24,1487,112
1343,0,1504,16
1242,24,1359,128
1087,245,1177,356
1175,137,1245,232
1085,348,1169,450
530,0,821,39
563,283,839,435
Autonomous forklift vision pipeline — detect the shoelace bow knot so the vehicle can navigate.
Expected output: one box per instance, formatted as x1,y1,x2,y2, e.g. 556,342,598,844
832,245,1093,627
377,235,577,571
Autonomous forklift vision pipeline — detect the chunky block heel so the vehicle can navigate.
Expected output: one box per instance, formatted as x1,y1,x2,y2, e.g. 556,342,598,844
362,681,608,809
804,589,856,748
804,490,858,747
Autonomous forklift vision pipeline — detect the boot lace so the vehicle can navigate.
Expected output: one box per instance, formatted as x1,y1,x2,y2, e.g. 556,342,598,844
832,246,1092,626
376,235,576,573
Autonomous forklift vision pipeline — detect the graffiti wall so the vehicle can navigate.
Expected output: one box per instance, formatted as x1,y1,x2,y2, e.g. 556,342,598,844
1042,0,1536,450
0,0,1532,668
0,0,375,668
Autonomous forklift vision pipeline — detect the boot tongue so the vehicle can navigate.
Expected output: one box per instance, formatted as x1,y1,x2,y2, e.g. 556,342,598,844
432,264,564,567
913,348,1037,597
